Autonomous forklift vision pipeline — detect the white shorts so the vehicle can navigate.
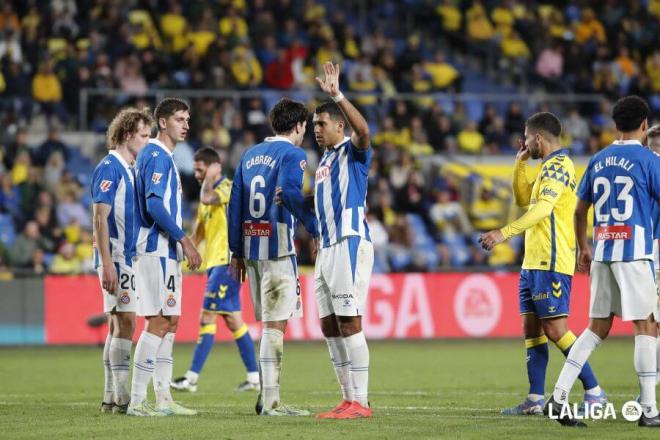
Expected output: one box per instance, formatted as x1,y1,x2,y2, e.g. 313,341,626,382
134,255,182,317
315,236,374,318
246,255,302,322
97,261,136,313
589,260,657,322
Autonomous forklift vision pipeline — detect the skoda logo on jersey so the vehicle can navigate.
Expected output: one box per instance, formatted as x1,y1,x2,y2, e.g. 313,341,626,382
167,295,176,307
99,180,113,192
119,293,130,304
152,172,163,184
316,165,330,183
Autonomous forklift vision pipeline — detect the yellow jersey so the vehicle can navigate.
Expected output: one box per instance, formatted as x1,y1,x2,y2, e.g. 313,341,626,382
510,149,577,275
197,177,232,269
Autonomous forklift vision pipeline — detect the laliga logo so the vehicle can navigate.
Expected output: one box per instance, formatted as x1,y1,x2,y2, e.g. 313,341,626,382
547,401,642,421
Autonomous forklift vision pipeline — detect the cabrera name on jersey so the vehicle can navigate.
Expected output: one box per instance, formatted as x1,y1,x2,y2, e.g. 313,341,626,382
91,151,136,267
228,137,307,260
577,140,660,262
134,138,183,260
315,137,372,248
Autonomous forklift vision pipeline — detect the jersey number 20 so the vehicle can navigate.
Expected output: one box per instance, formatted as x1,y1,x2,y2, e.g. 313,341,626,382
249,176,266,218
593,175,634,222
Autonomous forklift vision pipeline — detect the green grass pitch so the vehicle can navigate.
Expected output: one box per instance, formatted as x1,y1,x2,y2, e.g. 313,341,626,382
1,339,657,439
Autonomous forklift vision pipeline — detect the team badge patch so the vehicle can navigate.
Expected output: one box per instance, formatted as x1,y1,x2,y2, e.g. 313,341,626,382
167,295,177,307
152,172,163,184
99,180,113,192
299,160,307,171
119,293,130,304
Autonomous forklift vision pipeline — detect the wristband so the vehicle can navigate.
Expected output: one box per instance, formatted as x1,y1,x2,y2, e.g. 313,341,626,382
331,92,344,103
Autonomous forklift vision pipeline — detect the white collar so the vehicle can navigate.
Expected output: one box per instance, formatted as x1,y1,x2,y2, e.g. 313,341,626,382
329,136,351,151
109,150,132,170
150,137,174,155
264,135,294,145
613,139,643,146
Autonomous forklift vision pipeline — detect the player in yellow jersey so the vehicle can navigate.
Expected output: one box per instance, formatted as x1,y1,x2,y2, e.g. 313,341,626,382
479,112,606,416
171,148,259,393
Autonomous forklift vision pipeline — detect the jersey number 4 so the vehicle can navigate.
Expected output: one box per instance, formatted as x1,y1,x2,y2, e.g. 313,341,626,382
593,175,634,222
249,175,267,218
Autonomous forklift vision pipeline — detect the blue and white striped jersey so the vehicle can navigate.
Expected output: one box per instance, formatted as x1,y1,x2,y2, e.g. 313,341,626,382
228,136,317,260
577,140,660,262
652,202,659,270
134,139,183,260
91,151,136,267
314,137,372,248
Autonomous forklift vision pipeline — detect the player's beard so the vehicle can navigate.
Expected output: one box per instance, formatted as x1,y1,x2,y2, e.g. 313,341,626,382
530,142,542,160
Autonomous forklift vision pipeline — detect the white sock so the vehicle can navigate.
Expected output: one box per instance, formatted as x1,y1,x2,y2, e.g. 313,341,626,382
326,337,353,402
344,332,369,407
184,370,199,384
260,327,283,410
130,331,161,405
103,333,114,403
635,335,659,418
656,332,660,385
154,332,175,406
247,371,260,384
585,385,602,397
109,337,132,405
553,329,601,403
527,394,544,403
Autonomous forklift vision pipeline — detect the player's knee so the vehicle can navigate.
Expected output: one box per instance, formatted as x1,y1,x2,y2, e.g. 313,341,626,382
223,314,242,332
320,316,341,337
200,311,216,325
337,319,361,337
116,314,136,338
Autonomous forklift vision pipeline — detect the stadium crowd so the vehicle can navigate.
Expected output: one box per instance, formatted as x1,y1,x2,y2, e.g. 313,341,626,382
0,0,659,275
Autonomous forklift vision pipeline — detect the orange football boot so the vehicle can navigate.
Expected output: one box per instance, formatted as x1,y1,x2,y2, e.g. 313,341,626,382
316,400,352,419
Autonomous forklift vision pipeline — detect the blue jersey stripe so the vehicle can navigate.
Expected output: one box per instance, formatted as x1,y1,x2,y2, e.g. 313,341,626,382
317,183,330,246
550,212,556,272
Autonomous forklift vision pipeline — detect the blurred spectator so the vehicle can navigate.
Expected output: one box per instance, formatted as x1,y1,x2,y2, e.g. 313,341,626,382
469,186,506,231
457,121,485,154
264,49,294,89
11,220,53,267
31,60,68,127
33,127,70,167
49,241,82,275
56,190,91,230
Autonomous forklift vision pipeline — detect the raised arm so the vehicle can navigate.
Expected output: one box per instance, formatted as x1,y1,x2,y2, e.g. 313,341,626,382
512,140,534,207
316,61,370,149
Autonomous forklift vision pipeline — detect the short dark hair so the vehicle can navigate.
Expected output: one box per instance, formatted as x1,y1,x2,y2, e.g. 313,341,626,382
315,101,346,124
611,95,649,132
525,112,562,138
269,98,308,134
154,97,190,130
193,147,220,165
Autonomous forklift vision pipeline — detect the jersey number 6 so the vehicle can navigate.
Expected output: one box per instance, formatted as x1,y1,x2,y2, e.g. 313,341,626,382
249,175,267,218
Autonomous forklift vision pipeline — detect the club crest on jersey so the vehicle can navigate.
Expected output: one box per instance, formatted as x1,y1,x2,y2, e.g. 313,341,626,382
152,172,163,184
315,165,330,183
300,160,307,171
119,293,130,304
99,180,113,192
167,295,177,307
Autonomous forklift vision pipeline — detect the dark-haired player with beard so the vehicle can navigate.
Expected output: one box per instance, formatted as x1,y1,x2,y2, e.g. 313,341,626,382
480,112,605,421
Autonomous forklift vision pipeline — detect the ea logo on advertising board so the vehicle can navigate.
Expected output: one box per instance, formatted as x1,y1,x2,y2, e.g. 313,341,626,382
454,274,501,337
621,401,642,422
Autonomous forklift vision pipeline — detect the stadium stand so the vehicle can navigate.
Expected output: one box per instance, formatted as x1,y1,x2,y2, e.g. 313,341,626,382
0,0,658,275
